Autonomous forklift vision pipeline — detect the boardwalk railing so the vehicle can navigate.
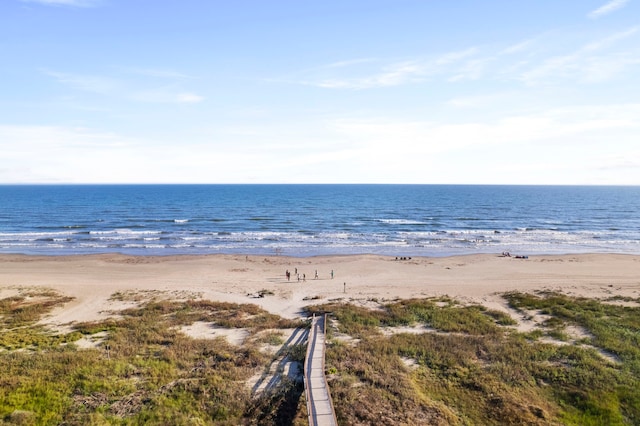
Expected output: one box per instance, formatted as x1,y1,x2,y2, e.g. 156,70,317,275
304,314,338,426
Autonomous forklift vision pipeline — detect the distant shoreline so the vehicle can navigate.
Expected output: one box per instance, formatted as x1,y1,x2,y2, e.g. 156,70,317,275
0,249,638,261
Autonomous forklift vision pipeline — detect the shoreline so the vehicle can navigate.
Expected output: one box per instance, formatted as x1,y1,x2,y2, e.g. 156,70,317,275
1,252,639,327
1,248,639,258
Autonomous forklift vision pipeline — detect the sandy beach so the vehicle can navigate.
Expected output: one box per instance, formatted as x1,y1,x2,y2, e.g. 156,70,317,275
1,253,638,328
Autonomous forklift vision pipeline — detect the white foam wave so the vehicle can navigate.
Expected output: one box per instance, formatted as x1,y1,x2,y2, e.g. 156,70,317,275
1,225,639,256
123,244,166,249
377,219,428,225
0,231,74,239
89,229,162,236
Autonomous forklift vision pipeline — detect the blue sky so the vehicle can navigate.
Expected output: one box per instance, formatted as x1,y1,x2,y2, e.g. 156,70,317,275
1,0,639,184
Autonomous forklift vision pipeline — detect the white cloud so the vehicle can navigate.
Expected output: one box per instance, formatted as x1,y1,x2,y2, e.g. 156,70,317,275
44,69,204,104
44,70,120,94
322,104,640,184
1,101,638,184
0,125,135,182
304,24,640,90
582,27,638,51
581,53,640,83
21,0,102,7
447,57,493,82
122,67,196,80
324,58,377,69
597,155,640,170
588,0,630,19
176,93,205,103
500,39,535,55
0,125,129,153
519,27,639,85
316,60,424,89
338,106,636,151
446,92,516,109
130,89,204,104
0,125,221,183
309,48,481,89
434,48,478,66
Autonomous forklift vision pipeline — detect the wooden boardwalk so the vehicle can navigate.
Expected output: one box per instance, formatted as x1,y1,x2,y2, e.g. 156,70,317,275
304,314,338,426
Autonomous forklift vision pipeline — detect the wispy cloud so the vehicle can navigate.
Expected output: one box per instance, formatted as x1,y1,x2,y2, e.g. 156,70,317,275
308,48,481,89
434,48,478,66
315,61,424,89
583,26,638,51
131,89,204,104
303,24,640,91
500,39,536,55
20,0,103,7
123,67,196,80
446,92,516,109
323,58,377,69
588,0,630,19
44,70,120,94
176,93,204,103
447,57,493,82
519,27,639,84
44,69,205,104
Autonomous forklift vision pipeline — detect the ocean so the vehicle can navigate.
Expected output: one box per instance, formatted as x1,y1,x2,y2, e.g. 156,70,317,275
0,184,638,257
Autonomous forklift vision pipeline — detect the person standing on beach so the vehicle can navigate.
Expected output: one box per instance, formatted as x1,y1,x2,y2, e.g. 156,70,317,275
331,270,334,279
314,270,318,279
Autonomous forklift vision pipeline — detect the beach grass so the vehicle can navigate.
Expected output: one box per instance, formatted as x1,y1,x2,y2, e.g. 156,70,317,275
309,294,640,425
1,289,639,425
0,290,307,425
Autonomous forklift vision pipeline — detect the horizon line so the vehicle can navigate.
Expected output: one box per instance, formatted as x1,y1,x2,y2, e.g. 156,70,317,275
1,182,638,187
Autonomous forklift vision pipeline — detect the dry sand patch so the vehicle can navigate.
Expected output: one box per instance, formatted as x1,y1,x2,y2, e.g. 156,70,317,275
179,322,250,345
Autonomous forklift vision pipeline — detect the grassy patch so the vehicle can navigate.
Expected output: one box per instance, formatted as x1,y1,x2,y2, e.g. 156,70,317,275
0,291,307,425
3,289,639,425
0,288,74,329
308,297,510,337
255,330,286,346
311,294,640,425
0,288,77,350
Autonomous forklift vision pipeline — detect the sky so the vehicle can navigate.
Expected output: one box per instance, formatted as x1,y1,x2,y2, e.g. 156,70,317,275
1,0,639,184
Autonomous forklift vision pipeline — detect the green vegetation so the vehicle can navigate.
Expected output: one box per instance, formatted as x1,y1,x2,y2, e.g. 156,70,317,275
309,295,640,425
2,289,640,425
0,289,307,425
307,297,514,338
0,288,74,329
0,288,79,350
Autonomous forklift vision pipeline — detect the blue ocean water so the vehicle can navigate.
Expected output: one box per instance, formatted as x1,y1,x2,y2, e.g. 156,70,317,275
0,184,638,257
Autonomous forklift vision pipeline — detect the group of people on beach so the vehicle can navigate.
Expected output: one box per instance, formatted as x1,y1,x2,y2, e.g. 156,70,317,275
502,251,528,259
285,268,334,282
